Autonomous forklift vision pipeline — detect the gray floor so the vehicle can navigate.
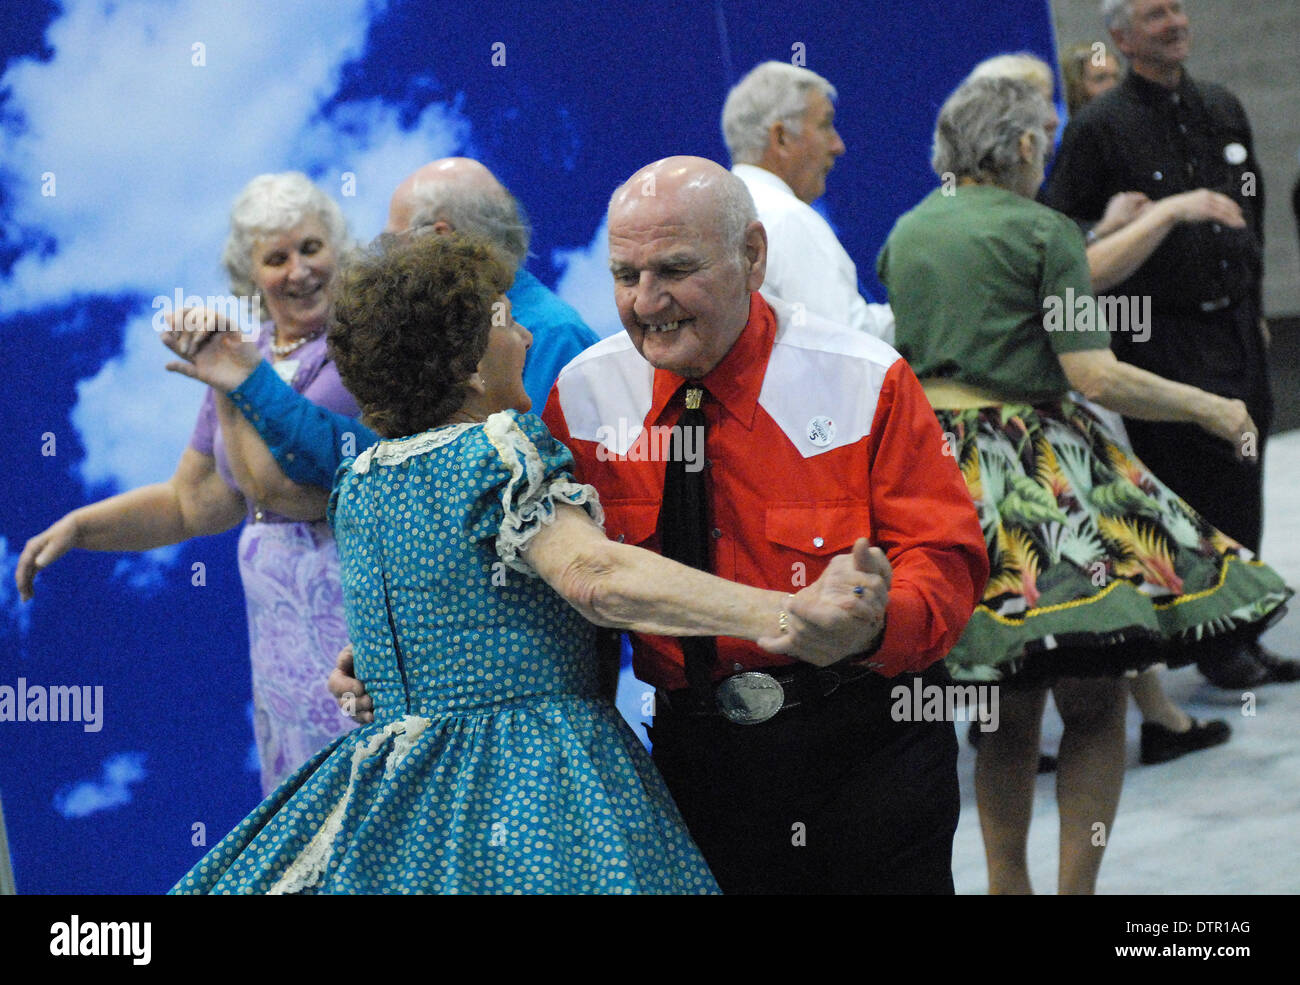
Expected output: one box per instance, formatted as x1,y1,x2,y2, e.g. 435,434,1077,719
952,430,1300,894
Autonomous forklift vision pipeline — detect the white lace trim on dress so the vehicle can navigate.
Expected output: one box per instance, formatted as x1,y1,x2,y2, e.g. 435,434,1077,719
266,714,430,895
483,413,604,575
352,423,479,474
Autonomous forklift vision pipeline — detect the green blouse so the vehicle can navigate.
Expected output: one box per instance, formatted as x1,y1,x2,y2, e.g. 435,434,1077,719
877,184,1110,403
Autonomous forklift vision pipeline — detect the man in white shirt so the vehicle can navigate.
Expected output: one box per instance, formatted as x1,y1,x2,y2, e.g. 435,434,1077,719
722,61,895,343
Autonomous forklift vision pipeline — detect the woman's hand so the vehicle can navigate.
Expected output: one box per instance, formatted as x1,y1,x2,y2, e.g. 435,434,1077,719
1200,396,1259,463
1093,191,1151,238
1157,188,1245,229
14,514,80,601
162,308,264,392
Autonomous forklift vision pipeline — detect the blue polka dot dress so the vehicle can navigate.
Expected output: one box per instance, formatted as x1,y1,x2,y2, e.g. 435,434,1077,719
171,411,719,895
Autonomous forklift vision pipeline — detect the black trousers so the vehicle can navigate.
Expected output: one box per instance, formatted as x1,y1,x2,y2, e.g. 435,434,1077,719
1123,314,1275,664
1119,301,1273,555
1125,418,1267,555
649,663,960,895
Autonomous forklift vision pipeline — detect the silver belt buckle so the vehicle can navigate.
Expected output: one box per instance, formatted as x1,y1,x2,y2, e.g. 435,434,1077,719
715,672,785,725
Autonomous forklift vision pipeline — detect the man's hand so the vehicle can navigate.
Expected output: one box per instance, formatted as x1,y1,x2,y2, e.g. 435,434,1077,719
161,308,264,392
327,643,373,723
759,538,890,666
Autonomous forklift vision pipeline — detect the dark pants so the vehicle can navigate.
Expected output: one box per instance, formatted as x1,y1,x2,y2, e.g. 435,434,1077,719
649,664,960,894
1123,313,1275,667
1125,418,1267,555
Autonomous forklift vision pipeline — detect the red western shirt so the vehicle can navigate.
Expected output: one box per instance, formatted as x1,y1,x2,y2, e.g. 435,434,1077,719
542,293,987,692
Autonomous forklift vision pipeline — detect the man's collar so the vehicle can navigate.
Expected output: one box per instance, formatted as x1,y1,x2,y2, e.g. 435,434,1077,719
732,163,798,200
1123,67,1193,104
646,292,775,430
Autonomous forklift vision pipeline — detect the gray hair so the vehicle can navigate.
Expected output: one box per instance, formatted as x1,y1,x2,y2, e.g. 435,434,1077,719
721,61,837,165
966,52,1055,98
406,182,531,265
931,76,1053,186
717,170,759,253
222,172,349,299
1101,0,1134,30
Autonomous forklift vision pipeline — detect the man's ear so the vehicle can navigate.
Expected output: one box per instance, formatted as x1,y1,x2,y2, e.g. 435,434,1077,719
1108,25,1132,61
466,368,487,395
769,119,787,151
743,220,767,292
1018,131,1037,165
432,219,455,236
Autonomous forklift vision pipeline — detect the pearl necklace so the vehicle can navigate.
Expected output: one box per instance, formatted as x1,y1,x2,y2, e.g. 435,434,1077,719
271,327,324,357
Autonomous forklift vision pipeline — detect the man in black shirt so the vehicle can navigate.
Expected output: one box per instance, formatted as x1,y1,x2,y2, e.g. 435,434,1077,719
1044,0,1297,686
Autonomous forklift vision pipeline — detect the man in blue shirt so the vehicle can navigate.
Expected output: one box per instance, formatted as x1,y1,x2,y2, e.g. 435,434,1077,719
387,158,599,412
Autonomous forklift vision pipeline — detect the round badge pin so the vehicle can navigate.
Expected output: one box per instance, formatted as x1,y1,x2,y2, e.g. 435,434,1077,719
807,416,835,447
1224,142,1247,166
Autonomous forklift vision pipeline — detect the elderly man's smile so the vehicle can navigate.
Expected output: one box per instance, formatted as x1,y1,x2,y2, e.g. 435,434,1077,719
643,319,690,333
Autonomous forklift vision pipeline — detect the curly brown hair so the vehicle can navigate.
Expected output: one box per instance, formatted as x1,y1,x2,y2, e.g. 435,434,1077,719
328,234,513,438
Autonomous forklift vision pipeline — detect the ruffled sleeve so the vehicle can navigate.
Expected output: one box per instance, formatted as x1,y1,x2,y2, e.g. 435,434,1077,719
465,410,603,575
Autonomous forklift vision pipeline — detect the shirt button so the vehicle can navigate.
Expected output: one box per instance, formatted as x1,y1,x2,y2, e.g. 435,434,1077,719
254,509,265,522
616,534,625,543
813,536,825,548
1153,171,1163,181
711,528,722,539
1220,260,1229,269
286,452,296,461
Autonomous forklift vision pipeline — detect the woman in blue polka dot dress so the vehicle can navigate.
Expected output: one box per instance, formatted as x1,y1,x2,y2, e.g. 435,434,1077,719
171,234,867,894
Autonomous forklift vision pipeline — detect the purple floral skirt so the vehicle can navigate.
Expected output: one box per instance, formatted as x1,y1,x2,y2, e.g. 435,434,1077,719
239,521,354,794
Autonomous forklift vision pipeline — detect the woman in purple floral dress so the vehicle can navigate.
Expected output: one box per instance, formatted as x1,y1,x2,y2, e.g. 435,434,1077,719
16,172,358,793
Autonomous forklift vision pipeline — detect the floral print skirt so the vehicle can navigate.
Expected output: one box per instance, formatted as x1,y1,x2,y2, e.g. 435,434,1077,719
935,397,1291,683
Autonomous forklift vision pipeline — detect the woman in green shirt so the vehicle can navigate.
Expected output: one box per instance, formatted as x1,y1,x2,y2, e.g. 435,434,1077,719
878,75,1290,895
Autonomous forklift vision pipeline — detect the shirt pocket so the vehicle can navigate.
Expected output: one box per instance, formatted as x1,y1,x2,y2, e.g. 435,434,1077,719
600,498,661,546
765,501,872,558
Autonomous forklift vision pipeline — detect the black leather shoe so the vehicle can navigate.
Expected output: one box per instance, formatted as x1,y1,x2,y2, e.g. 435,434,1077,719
1140,718,1231,765
1197,646,1268,689
1248,642,1300,683
967,723,1057,773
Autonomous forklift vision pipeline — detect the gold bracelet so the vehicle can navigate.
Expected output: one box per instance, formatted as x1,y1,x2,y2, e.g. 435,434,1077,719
778,594,794,634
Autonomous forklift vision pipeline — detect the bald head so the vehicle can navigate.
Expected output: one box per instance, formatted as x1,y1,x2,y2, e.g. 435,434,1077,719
384,157,530,264
606,157,766,379
610,156,759,250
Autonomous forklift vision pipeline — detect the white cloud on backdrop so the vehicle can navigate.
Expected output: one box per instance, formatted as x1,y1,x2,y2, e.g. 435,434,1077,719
552,218,622,339
53,751,148,818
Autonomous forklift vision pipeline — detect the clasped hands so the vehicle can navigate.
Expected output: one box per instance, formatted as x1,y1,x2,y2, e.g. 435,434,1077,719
328,538,891,723
159,307,263,391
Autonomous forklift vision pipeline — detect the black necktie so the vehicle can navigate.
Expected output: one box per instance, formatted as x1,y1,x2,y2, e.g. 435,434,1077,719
658,385,717,695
